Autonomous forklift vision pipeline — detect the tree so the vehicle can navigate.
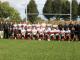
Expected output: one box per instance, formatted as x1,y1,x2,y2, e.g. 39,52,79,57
78,3,80,16
53,0,62,14
72,0,78,20
52,0,62,20
27,0,38,23
62,1,70,14
61,0,70,20
43,0,53,20
0,1,21,21
10,8,21,21
0,2,10,18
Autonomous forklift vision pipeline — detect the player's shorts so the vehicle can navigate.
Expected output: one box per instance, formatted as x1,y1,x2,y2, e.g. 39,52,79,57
33,35,38,40
75,31,78,35
21,32,25,37
44,33,49,40
25,33,32,39
39,34,44,38
0,31,4,38
50,34,54,40
54,34,60,40
60,34,65,40
70,33,75,39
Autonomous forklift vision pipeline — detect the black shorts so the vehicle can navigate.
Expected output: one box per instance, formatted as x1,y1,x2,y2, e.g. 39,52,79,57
75,31,78,35
71,33,74,39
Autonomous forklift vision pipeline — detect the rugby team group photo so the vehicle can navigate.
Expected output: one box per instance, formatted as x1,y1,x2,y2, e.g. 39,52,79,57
0,21,80,41
0,0,80,60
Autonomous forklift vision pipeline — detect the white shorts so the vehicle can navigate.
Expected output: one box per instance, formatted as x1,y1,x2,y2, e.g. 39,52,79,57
0,31,4,38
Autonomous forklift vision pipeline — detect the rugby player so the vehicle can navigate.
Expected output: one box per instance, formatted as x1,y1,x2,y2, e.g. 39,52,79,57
25,24,32,40
60,28,65,41
32,27,38,40
65,28,71,41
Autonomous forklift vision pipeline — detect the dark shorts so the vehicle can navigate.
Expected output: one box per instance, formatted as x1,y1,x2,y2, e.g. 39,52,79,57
75,31,78,35
71,33,74,39
33,35,38,39
39,34,43,37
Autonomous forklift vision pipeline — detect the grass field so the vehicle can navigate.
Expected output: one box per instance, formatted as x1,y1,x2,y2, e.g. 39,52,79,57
0,39,80,60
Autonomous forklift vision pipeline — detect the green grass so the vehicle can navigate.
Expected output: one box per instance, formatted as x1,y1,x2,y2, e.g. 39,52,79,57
0,39,80,60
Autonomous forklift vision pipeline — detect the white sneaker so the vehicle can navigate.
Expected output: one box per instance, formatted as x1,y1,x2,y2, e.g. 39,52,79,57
39,39,41,41
48,39,50,41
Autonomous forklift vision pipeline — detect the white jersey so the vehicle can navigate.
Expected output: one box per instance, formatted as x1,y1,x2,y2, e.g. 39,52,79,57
37,27,40,32
38,28,44,34
13,24,17,30
21,29,26,36
65,30,71,34
50,30,54,32
61,30,65,36
61,30,65,33
27,29,32,32
56,29,60,33
44,29,48,33
42,27,45,31
27,28,32,35
32,28,37,35
21,24,24,30
23,24,26,29
53,29,60,35
53,29,60,33
47,27,51,32
50,30,55,36
53,29,57,33
36,24,40,28
18,24,22,30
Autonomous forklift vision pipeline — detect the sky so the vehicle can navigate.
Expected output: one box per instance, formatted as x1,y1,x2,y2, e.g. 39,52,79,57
0,0,80,19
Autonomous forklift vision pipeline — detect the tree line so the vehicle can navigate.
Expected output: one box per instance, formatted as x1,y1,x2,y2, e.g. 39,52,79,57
27,0,80,23
0,1,21,22
0,0,80,23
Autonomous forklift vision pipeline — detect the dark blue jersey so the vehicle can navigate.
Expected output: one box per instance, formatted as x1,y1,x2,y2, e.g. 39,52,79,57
64,24,68,30
68,24,74,30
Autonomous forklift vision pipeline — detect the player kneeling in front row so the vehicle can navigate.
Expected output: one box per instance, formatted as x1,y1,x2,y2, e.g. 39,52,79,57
21,27,26,39
70,27,76,41
0,22,4,39
65,28,71,41
53,28,61,41
60,28,65,41
32,27,38,40
44,27,50,41
25,26,32,40
38,27,44,41
50,28,55,40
